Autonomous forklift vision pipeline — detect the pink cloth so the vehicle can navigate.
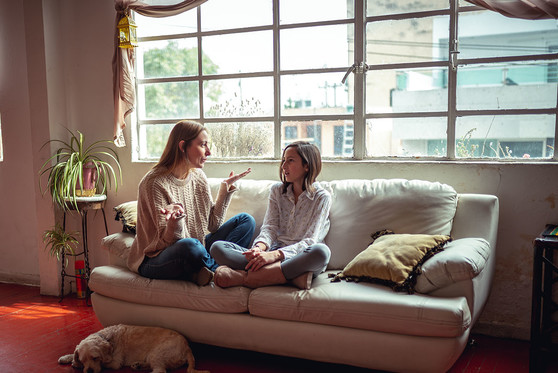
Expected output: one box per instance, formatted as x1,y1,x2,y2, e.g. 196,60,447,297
466,0,558,20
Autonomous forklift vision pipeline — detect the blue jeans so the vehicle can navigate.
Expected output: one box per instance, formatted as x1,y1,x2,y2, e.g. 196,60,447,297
210,241,331,280
139,213,255,281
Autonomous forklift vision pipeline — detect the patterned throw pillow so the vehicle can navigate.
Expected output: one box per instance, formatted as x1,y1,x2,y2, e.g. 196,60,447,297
114,201,137,234
330,230,451,293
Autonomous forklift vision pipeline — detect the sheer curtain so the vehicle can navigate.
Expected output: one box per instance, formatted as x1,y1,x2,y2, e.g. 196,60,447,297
465,0,558,20
113,0,206,147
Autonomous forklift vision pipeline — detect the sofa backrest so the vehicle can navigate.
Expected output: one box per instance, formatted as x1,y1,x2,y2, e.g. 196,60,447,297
209,178,458,270
323,179,457,269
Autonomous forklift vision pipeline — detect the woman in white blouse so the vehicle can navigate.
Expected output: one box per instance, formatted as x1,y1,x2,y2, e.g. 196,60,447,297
210,141,332,290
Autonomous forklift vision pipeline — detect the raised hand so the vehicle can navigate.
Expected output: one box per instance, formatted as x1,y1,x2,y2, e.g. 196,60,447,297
160,203,185,221
224,168,252,189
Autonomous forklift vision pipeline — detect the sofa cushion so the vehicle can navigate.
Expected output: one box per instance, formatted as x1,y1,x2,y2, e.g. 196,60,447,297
248,271,471,338
324,179,457,270
415,238,490,293
332,231,451,293
89,266,251,314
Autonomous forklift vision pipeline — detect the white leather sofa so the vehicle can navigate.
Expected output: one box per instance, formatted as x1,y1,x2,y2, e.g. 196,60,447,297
89,178,499,373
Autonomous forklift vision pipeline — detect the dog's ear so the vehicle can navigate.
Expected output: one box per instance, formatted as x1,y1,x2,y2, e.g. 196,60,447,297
99,338,113,364
72,350,84,368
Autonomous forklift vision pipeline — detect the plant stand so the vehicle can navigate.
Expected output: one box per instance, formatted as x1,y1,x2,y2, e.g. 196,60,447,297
60,195,108,303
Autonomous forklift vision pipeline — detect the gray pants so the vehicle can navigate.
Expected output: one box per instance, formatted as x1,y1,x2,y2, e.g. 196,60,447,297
210,241,331,280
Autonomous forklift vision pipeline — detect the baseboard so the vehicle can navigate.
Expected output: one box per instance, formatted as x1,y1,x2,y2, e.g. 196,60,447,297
473,321,530,341
0,272,40,287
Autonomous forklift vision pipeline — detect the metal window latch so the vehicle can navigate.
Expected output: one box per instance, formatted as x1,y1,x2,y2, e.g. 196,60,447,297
342,62,369,84
449,39,459,71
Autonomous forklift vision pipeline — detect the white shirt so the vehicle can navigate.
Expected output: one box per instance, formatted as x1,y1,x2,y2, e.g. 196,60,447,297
254,182,332,260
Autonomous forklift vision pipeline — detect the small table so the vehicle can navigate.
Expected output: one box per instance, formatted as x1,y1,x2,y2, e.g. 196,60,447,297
60,195,109,301
530,224,558,372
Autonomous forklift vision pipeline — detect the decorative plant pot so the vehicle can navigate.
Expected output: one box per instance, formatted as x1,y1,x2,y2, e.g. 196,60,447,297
76,163,97,197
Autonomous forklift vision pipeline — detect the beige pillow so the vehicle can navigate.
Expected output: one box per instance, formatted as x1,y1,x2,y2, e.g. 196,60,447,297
331,230,451,293
415,238,490,293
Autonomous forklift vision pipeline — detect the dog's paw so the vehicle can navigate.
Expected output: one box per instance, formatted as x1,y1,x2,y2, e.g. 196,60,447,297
58,354,73,365
131,361,150,370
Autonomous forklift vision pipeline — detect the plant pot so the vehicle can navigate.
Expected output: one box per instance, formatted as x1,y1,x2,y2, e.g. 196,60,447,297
76,163,97,197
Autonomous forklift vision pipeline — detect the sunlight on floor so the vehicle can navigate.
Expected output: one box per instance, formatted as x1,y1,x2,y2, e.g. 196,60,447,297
1,302,77,319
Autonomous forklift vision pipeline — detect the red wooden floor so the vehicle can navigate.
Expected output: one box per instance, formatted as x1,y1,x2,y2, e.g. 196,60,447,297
0,282,556,373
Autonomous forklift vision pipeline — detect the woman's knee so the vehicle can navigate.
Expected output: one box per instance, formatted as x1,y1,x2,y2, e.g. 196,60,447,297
235,213,256,231
175,238,207,261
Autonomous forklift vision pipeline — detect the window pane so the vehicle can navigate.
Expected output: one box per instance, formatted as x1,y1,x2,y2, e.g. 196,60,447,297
138,39,198,79
281,73,352,115
280,0,352,24
281,25,352,70
366,16,449,64
457,63,558,110
135,12,197,38
367,0,448,16
456,115,555,159
205,122,274,158
201,0,272,31
139,81,199,120
203,31,273,74
282,120,353,158
458,11,558,59
204,77,274,118
367,68,448,114
138,123,174,160
366,117,447,157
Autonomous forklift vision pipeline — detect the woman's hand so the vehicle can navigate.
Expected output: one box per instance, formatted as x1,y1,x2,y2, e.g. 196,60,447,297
245,250,282,272
160,203,185,221
224,168,251,189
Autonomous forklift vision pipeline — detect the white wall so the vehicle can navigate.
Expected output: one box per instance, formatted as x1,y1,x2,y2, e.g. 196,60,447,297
0,0,557,341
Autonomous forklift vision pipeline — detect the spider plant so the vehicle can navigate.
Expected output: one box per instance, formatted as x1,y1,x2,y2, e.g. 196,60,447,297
43,224,80,267
39,127,122,210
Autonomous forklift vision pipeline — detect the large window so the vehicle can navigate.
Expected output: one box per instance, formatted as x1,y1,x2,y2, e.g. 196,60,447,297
133,0,557,161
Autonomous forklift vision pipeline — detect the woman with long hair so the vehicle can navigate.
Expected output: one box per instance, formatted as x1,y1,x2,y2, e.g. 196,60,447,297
210,141,332,290
126,120,255,285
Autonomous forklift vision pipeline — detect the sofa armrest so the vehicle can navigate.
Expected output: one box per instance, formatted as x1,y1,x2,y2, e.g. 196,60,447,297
451,194,499,250
101,232,135,267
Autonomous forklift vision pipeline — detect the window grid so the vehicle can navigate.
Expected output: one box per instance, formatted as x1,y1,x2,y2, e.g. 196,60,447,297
133,0,558,162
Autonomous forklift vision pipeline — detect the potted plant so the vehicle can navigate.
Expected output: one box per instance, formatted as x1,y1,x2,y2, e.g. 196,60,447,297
39,128,122,210
42,224,80,267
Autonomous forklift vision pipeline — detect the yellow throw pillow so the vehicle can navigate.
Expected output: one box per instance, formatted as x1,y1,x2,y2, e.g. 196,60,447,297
331,230,451,293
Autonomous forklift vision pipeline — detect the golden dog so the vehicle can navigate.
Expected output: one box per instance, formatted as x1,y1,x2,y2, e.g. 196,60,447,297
58,324,208,373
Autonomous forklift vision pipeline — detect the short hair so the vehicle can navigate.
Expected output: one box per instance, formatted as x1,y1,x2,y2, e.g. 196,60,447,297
280,141,322,194
154,120,206,172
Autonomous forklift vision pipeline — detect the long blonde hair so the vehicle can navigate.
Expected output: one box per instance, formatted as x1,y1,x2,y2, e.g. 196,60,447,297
280,141,322,194
154,120,205,172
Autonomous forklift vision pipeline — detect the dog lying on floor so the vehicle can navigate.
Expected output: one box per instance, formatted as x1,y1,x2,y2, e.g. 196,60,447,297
58,324,209,373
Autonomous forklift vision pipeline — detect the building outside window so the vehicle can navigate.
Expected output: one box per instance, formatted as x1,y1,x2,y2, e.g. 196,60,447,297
133,0,557,161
